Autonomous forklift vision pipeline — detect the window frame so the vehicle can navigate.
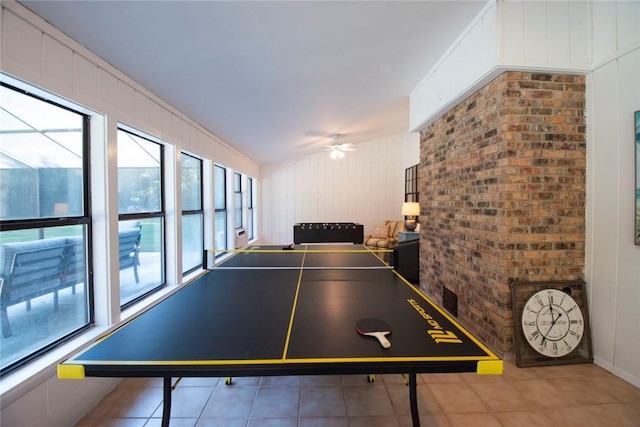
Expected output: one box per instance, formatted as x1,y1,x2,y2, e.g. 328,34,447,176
405,164,419,203
0,82,94,375
234,171,243,229
180,152,204,275
116,127,166,309
248,177,255,240
214,164,227,258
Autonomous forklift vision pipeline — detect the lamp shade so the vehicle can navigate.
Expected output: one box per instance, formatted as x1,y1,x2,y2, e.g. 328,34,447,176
401,202,420,216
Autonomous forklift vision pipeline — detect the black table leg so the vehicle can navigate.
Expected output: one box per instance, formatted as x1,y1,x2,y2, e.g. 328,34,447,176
409,373,420,427
162,376,172,427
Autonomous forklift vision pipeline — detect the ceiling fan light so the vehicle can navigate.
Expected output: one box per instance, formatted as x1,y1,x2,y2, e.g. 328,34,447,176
330,148,345,159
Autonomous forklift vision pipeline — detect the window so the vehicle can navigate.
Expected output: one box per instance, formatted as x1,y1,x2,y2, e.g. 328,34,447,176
181,153,203,274
405,164,419,202
117,128,165,307
214,165,227,257
248,177,255,240
0,83,91,374
234,172,242,229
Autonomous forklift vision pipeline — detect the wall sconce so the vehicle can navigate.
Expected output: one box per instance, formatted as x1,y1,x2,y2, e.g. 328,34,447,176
401,202,420,231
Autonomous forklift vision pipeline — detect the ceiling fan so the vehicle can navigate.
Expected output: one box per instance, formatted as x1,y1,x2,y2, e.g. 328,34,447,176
324,134,355,159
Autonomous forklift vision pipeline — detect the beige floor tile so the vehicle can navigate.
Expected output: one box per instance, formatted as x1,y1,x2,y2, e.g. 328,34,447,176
299,417,349,427
343,384,396,417
419,372,466,384
246,417,298,427
194,418,248,427
510,378,573,408
397,413,451,427
428,382,489,414
301,375,343,386
446,412,503,427
107,386,163,418
152,386,213,418
200,385,257,418
259,375,301,386
546,375,619,406
544,405,615,427
470,378,538,411
299,385,347,417
581,402,640,427
251,386,300,418
493,409,554,427
144,418,197,427
585,373,640,402
386,383,443,415
346,416,401,427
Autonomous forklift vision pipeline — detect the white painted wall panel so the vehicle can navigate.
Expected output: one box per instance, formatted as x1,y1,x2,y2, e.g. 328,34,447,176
569,1,590,64
261,135,404,245
523,1,549,62
42,34,73,94
617,1,640,51
73,53,99,105
1,9,42,84
587,61,620,365
98,68,118,110
547,1,571,63
611,49,640,382
586,46,640,387
498,0,524,63
410,1,498,131
499,0,591,70
592,0,618,64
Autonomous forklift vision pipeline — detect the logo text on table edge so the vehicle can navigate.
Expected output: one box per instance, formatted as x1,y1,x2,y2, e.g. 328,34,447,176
407,298,462,344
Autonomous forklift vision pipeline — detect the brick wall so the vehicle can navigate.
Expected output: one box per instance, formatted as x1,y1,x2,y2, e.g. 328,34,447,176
419,72,586,356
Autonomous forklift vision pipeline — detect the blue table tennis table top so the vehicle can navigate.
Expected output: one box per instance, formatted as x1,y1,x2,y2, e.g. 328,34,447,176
58,244,502,380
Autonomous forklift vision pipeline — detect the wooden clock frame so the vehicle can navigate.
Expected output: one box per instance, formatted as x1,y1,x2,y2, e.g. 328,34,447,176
510,280,593,368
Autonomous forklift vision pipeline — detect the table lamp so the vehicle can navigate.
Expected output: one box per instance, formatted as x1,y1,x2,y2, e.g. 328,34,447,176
401,202,420,231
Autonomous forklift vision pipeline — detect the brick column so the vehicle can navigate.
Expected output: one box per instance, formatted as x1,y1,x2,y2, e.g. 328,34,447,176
419,72,586,356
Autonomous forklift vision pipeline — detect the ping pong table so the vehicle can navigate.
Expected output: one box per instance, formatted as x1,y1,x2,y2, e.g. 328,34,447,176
58,244,502,426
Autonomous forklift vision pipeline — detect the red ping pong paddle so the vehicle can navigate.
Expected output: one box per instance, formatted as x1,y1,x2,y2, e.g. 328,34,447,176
356,318,391,348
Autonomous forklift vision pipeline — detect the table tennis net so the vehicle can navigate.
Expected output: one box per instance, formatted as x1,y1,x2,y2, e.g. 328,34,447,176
204,245,393,270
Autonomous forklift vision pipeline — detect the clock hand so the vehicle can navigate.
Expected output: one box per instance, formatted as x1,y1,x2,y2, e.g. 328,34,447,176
540,312,563,346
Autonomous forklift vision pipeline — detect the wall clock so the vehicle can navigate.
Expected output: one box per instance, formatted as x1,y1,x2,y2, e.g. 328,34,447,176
510,280,593,368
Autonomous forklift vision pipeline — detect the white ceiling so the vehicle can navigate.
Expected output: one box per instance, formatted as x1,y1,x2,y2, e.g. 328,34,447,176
20,1,487,165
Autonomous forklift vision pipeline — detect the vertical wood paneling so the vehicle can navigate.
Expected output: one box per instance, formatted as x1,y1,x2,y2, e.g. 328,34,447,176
617,1,640,50
1,8,42,84
73,53,99,104
499,0,524,63
42,34,73,93
547,1,571,63
410,1,498,131
523,1,549,62
98,68,118,110
589,61,621,365
569,1,590,64
261,135,404,244
592,1,618,62
614,50,640,380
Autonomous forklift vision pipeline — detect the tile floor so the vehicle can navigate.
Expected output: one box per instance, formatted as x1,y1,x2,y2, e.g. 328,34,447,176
75,359,640,427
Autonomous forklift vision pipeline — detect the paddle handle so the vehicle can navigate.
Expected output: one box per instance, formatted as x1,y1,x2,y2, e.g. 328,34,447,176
367,332,391,348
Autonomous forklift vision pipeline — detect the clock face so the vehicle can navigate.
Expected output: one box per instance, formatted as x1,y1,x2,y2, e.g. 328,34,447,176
521,289,584,357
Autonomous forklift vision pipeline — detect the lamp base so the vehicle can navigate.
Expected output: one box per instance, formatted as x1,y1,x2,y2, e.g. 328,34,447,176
404,219,417,231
